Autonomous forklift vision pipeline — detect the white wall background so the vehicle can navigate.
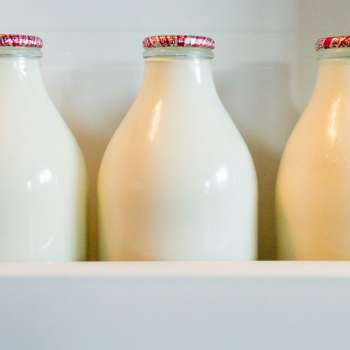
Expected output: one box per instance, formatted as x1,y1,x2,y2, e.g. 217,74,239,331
0,0,348,259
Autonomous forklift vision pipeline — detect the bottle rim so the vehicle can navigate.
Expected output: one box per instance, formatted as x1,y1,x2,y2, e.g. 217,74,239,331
0,34,43,58
143,46,214,59
0,46,42,58
315,35,350,60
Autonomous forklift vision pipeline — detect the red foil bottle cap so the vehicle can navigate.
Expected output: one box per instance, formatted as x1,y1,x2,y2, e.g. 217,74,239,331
143,35,215,49
0,34,43,48
315,35,350,51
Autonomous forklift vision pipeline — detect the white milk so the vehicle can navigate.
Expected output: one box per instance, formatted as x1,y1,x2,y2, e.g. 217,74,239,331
277,47,350,259
98,44,257,260
0,47,87,261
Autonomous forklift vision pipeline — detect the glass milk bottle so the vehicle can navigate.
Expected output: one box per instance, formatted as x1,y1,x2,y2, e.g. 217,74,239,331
276,35,350,260
0,34,87,261
98,35,257,260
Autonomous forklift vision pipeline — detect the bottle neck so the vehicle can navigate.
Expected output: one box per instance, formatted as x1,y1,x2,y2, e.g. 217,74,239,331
0,46,46,102
0,55,42,84
140,55,217,99
314,50,350,96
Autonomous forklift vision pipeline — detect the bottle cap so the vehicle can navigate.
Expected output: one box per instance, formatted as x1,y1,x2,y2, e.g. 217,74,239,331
143,35,215,49
315,35,350,51
0,34,43,48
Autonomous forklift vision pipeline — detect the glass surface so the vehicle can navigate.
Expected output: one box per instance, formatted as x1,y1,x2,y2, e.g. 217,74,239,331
0,46,42,57
317,47,350,60
143,46,214,59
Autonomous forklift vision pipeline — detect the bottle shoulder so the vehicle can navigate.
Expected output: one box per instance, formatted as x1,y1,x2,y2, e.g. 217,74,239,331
105,96,250,155
279,103,350,181
100,110,256,190
0,104,85,172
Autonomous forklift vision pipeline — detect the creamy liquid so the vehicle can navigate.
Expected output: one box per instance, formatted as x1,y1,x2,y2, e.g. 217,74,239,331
277,55,350,259
0,52,87,261
98,54,257,260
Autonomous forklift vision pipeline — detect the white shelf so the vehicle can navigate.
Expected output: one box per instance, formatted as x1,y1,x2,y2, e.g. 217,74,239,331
0,262,349,350
1,261,350,277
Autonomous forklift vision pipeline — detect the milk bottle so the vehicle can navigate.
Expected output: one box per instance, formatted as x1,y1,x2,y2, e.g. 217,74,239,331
277,35,350,259
99,35,257,260
0,34,87,261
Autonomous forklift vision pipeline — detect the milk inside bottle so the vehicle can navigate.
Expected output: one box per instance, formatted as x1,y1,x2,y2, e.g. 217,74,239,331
99,35,257,260
0,34,87,261
277,35,350,260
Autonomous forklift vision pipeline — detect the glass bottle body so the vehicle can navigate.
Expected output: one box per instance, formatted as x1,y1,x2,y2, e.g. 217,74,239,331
0,47,87,261
99,47,257,260
277,48,350,259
